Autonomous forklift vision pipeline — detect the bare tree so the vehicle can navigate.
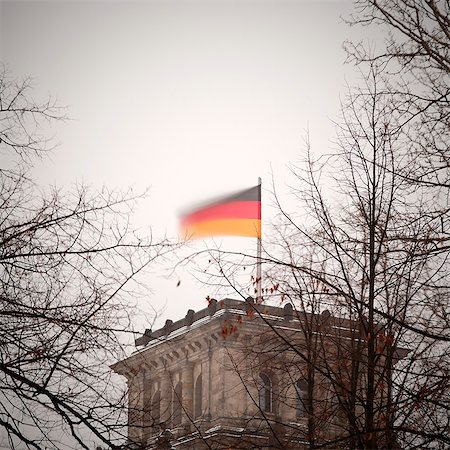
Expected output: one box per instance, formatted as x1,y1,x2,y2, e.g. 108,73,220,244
0,68,171,450
346,0,450,245
187,62,449,449
224,4,450,447
260,60,450,448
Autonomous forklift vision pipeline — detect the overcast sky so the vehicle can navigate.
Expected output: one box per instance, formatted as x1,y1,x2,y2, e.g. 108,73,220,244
0,0,379,331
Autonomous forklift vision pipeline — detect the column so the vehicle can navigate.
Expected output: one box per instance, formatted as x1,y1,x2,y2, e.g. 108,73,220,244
182,362,194,424
160,370,173,428
128,370,145,445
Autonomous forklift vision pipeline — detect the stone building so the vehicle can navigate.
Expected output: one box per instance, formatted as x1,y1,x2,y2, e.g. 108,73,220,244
112,298,406,449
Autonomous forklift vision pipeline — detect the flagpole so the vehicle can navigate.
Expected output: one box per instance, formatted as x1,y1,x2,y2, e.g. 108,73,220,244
257,177,262,303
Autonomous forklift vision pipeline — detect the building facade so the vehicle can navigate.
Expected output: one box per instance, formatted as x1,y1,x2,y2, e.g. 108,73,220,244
112,298,405,449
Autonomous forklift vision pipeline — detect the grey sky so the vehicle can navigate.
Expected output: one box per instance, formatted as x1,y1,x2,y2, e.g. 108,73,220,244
0,0,374,329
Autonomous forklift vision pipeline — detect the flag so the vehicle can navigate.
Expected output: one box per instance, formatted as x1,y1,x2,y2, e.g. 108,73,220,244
180,185,261,239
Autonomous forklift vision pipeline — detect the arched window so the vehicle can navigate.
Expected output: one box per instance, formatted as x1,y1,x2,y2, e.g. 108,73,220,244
258,372,273,413
296,379,310,416
172,382,182,426
194,374,202,418
151,390,160,426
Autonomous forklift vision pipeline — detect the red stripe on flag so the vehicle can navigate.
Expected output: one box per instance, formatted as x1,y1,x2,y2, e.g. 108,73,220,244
182,201,260,225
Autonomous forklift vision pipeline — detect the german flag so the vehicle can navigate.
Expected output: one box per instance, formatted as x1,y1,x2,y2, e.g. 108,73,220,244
181,185,261,240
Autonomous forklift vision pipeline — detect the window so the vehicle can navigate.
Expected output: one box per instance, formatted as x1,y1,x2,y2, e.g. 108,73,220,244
172,382,182,426
194,374,202,418
151,390,160,426
296,379,310,416
258,372,273,413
